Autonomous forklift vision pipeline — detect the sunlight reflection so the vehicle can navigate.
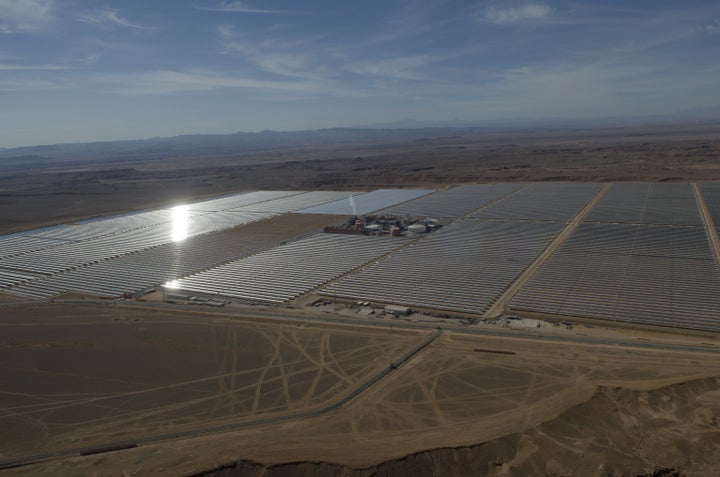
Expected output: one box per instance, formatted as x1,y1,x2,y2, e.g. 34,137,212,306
164,279,181,289
171,205,189,242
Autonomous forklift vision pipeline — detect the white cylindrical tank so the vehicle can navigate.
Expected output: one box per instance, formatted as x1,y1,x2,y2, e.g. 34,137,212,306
407,224,427,234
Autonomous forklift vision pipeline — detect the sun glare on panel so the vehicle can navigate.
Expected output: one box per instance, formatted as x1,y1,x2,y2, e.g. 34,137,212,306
171,205,190,242
164,279,181,289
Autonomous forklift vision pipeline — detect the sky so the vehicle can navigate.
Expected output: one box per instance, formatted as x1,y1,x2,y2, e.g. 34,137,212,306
1,0,719,148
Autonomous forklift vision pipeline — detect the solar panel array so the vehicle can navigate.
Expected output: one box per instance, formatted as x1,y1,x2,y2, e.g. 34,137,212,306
3,183,720,334
379,184,524,218
233,191,358,214
5,222,316,299
584,183,702,225
0,208,222,260
0,211,272,276
298,189,435,215
471,182,601,221
510,223,720,332
699,183,720,226
0,188,431,262
0,270,35,289
187,190,302,212
321,219,565,315
29,210,187,241
0,210,187,259
168,234,410,304
0,235,71,260
0,188,436,300
315,183,594,316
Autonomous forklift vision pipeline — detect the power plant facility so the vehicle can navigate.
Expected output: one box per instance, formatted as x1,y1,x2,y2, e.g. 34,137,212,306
2,182,720,333
323,214,443,236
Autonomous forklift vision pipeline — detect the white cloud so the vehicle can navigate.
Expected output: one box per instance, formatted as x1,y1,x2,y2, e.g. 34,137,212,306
482,4,551,25
0,0,54,33
217,24,250,53
77,8,148,30
197,1,286,14
215,23,453,92
0,63,70,71
706,23,720,34
96,69,375,98
0,78,62,91
217,23,236,39
345,55,436,80
97,70,321,95
216,24,325,79
252,54,324,79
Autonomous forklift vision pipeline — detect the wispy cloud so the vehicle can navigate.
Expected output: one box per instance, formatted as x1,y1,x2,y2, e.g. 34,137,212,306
345,55,438,80
706,21,720,34
481,3,552,25
216,22,458,91
77,8,148,30
217,24,250,53
95,67,378,99
217,24,326,79
0,63,72,71
252,54,327,79
0,63,70,71
197,1,289,14
98,70,321,95
0,78,63,91
0,0,54,33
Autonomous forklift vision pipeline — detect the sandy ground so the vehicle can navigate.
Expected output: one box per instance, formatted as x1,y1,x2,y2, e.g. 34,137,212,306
3,305,719,476
0,304,422,460
0,294,26,303
191,333,719,468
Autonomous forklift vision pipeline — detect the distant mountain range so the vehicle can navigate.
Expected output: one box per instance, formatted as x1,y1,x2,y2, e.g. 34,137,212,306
1,114,718,167
360,109,720,129
0,127,497,166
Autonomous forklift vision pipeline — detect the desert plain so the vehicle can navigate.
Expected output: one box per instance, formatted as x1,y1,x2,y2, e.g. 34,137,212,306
1,125,720,476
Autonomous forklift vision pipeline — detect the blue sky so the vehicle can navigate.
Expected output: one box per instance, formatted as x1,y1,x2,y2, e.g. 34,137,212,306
1,0,719,147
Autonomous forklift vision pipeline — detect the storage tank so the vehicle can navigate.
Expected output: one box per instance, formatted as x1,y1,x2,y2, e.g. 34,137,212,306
407,224,427,234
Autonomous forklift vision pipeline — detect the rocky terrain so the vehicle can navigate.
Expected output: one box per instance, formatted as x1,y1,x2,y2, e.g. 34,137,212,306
193,378,720,477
